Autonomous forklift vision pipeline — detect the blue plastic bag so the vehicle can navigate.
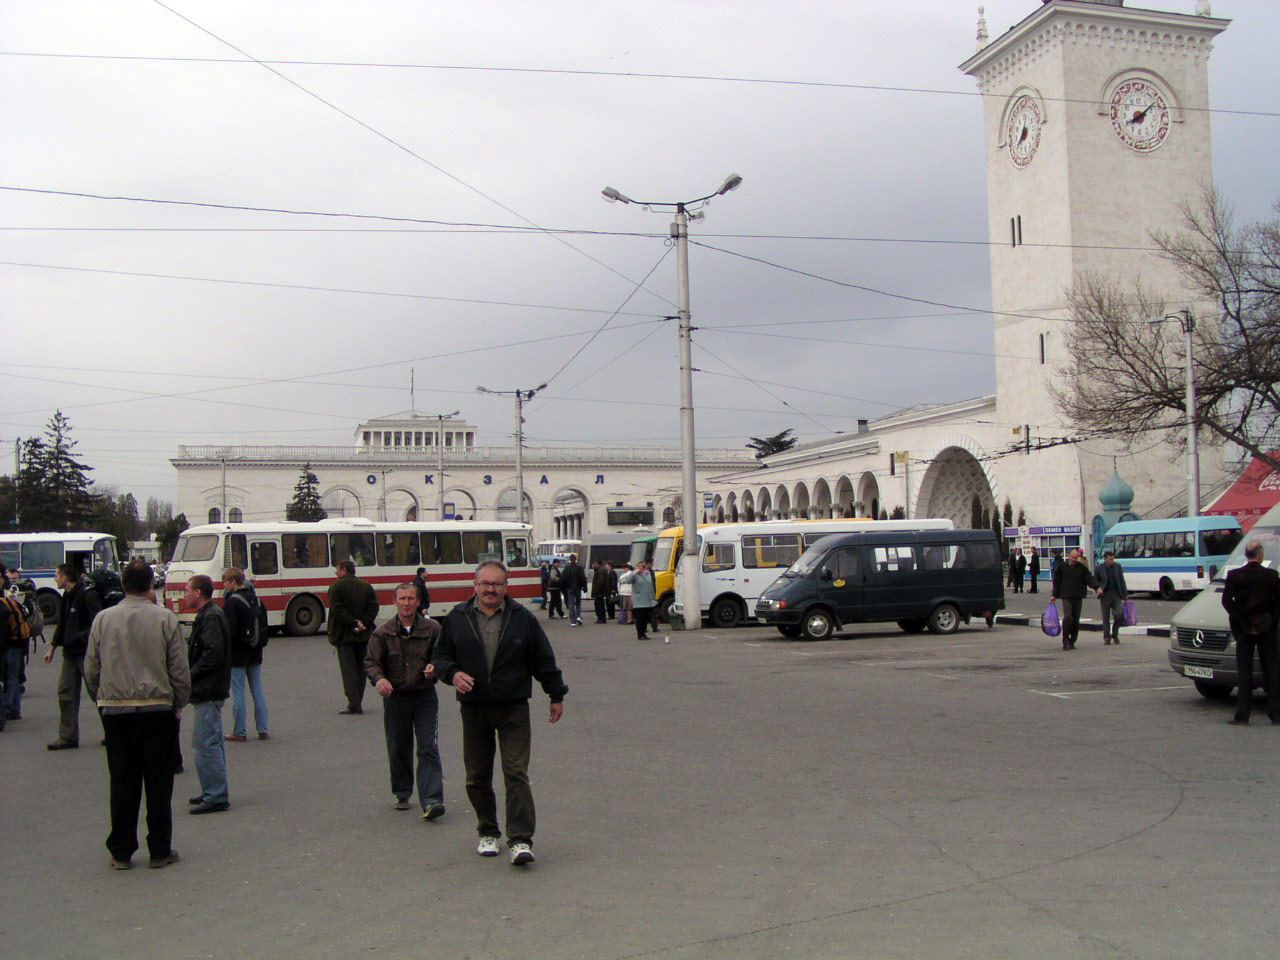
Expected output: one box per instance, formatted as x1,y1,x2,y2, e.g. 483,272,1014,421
1041,602,1061,637
1122,599,1138,627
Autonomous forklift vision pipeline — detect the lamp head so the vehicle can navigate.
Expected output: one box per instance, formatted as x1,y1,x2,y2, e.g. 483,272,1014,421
601,186,632,204
717,174,743,196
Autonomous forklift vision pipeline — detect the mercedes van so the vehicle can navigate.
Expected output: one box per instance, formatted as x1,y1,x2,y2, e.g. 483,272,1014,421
1168,502,1280,700
754,529,1005,640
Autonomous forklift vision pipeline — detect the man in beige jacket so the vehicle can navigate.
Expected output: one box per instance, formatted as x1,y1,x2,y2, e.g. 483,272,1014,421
85,559,190,871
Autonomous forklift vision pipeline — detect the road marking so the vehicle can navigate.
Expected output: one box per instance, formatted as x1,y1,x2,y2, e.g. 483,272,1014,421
1029,684,1188,699
926,673,959,680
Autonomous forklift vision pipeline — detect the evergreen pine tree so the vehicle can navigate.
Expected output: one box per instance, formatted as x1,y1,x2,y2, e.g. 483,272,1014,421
287,463,328,521
16,411,96,530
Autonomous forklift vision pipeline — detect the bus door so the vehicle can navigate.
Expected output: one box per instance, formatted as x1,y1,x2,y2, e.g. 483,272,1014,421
247,536,282,615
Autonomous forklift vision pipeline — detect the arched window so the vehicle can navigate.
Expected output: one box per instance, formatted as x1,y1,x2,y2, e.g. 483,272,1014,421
228,507,243,523
208,507,221,524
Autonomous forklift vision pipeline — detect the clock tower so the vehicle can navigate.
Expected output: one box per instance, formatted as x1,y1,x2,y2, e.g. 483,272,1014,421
960,0,1229,521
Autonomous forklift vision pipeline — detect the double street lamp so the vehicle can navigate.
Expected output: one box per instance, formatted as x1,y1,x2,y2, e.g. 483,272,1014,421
601,174,743,630
477,384,547,526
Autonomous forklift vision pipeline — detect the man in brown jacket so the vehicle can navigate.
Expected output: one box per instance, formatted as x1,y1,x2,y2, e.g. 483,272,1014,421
365,583,445,819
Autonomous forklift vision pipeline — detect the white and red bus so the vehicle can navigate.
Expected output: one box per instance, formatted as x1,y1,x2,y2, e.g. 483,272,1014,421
163,519,536,635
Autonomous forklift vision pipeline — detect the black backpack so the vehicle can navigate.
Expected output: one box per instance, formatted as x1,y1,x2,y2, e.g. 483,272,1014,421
85,568,125,608
230,592,270,649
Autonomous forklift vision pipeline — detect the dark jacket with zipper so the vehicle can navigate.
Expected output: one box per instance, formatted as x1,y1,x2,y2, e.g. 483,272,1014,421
188,600,231,703
52,581,102,658
432,596,567,705
225,584,264,668
365,614,440,697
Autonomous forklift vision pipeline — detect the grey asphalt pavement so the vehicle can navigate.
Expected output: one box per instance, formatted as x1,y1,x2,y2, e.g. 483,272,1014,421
3,604,1276,960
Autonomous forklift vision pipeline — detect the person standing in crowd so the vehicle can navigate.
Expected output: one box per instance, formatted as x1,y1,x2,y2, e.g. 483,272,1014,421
327,560,380,715
221,568,268,742
43,564,103,750
85,559,189,870
590,559,610,624
1007,547,1025,594
603,562,619,622
1,562,30,726
630,560,657,641
1027,547,1041,594
561,554,586,627
365,583,445,819
432,561,567,866
545,560,564,620
1221,540,1280,726
1052,549,1099,651
616,563,635,624
538,561,550,610
1095,551,1129,646
414,567,432,618
185,575,232,814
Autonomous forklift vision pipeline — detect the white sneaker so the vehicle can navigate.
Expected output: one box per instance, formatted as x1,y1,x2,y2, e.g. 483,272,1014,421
510,841,535,865
476,836,500,857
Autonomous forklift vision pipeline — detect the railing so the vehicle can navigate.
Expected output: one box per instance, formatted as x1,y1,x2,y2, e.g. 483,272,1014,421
176,444,753,463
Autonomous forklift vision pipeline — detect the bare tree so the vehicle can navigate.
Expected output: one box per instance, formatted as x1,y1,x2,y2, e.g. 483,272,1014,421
1054,192,1280,472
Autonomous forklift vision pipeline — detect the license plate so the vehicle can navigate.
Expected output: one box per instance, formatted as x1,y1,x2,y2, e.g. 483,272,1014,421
1184,665,1214,680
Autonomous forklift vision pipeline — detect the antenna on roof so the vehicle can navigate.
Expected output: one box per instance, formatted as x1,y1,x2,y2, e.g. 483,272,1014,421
410,368,415,412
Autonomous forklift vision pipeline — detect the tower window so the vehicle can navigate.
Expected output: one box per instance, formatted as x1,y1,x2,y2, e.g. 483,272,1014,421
1039,332,1046,364
1010,215,1023,247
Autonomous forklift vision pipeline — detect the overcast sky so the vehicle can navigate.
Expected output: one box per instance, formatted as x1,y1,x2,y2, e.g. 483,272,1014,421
2,0,1277,507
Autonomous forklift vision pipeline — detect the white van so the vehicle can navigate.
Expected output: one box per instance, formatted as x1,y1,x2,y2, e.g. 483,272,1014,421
1168,502,1280,700
672,518,953,627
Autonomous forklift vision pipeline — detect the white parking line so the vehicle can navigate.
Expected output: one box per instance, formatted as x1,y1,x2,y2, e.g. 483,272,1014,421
1029,684,1188,699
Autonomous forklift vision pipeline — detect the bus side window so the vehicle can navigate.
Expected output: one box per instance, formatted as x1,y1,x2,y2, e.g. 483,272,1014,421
331,533,376,568
703,542,735,572
423,532,463,565
283,534,328,569
230,534,248,571
505,538,529,567
378,533,420,567
251,542,279,576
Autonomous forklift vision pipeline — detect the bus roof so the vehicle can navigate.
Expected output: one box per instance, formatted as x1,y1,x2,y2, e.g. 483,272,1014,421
179,519,533,536
1102,516,1243,537
0,531,115,544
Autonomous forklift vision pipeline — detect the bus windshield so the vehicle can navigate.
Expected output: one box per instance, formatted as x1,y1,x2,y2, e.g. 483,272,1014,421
651,536,676,574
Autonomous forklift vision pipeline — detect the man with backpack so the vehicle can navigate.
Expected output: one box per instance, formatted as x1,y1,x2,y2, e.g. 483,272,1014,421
221,568,269,743
43,564,103,750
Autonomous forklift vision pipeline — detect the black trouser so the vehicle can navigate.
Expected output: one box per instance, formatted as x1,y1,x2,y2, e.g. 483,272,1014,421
460,700,534,845
1234,630,1280,721
102,710,180,861
634,606,654,639
335,641,368,711
546,589,563,618
1060,597,1084,647
593,595,608,622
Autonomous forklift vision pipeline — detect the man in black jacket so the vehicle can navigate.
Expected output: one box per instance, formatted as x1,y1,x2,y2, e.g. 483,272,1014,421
433,561,567,866
1222,540,1280,725
327,561,380,715
560,554,586,626
222,568,268,742
185,575,232,814
43,564,103,750
1095,551,1129,646
1052,549,1099,651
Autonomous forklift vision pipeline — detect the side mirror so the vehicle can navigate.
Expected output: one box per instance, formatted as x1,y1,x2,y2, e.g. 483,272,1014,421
819,568,834,582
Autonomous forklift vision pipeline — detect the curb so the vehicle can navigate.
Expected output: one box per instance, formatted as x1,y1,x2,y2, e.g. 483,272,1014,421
993,613,1170,638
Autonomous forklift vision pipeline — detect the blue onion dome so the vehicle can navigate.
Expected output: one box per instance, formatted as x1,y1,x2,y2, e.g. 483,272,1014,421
1098,469,1135,513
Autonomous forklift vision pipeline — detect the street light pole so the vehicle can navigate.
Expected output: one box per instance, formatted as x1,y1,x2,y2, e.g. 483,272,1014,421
1172,309,1200,517
434,410,460,520
601,174,743,630
477,384,547,527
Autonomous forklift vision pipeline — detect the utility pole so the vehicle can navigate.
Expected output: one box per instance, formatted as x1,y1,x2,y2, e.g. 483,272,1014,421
433,410,459,520
477,385,547,527
1160,310,1200,517
601,174,743,629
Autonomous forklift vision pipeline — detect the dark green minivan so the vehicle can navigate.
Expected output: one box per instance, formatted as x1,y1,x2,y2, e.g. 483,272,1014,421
754,529,1005,640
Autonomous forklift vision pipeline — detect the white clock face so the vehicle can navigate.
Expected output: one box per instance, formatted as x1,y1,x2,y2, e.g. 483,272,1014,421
1006,96,1042,168
1110,79,1170,151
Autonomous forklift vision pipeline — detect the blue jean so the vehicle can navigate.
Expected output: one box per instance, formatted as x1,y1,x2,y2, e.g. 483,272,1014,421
2,646,24,719
192,699,229,804
382,691,444,807
566,591,582,623
230,664,268,737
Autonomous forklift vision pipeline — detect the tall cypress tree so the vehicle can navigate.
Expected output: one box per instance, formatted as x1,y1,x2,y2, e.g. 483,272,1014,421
286,463,328,521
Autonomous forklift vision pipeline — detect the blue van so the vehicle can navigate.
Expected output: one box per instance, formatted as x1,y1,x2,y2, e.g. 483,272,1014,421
754,529,1006,640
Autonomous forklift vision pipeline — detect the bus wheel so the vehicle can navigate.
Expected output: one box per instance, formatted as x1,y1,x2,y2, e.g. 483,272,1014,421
927,603,961,634
897,618,927,634
655,596,673,624
800,609,835,641
36,590,61,627
1159,578,1177,601
777,624,802,638
709,598,743,628
1193,679,1233,700
286,596,323,636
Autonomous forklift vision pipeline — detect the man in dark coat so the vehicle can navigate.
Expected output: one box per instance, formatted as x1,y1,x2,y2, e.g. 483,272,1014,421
1221,540,1280,725
327,560,380,715
222,567,268,741
560,554,586,627
1027,547,1041,594
432,561,567,866
1095,551,1129,646
1052,549,1099,651
590,559,610,623
414,567,432,617
43,564,103,750
185,575,231,814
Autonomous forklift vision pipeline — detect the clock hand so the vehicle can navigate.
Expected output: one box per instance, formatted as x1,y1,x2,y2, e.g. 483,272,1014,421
1129,105,1152,125
1018,126,1028,145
